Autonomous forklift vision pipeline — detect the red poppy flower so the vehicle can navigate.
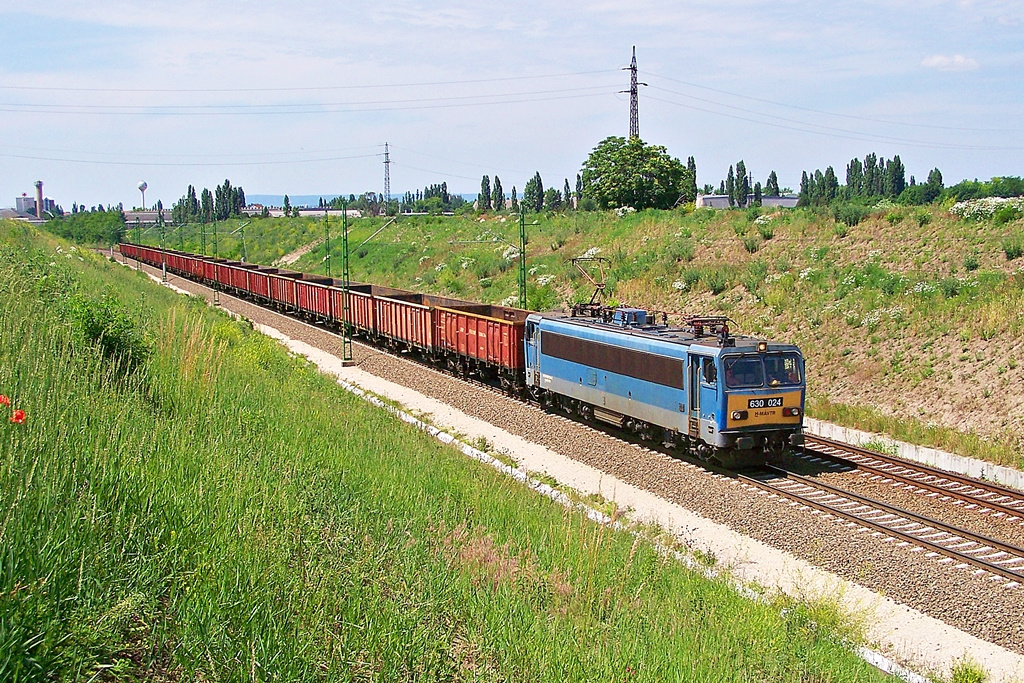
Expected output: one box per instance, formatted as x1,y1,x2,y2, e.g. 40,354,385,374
10,410,25,424
0,395,9,407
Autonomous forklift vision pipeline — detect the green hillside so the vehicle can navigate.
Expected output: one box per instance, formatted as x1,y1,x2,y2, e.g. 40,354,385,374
132,203,1024,469
0,218,896,680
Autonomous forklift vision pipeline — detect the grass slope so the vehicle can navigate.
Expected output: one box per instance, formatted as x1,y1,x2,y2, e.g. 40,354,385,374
139,205,1024,468
0,219,892,680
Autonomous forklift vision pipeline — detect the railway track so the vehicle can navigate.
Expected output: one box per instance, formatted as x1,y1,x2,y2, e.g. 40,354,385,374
741,465,1024,586
801,434,1024,523
129,254,1024,589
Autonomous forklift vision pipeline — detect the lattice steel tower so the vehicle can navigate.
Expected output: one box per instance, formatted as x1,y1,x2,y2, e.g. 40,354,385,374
383,142,391,214
622,46,646,140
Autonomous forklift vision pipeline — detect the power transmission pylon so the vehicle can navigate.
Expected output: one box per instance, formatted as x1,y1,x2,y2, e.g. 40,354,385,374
383,142,391,215
621,46,647,140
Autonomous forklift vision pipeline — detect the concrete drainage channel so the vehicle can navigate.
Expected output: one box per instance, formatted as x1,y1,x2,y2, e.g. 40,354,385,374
126,257,1018,682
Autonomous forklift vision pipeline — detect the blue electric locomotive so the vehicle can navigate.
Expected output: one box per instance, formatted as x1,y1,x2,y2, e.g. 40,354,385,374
524,308,805,466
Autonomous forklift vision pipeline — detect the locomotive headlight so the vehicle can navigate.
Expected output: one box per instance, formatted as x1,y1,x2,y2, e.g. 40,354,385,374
731,410,748,420
782,407,801,417
756,341,768,353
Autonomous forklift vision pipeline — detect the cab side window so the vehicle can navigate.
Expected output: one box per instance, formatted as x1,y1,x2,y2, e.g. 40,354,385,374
701,358,717,386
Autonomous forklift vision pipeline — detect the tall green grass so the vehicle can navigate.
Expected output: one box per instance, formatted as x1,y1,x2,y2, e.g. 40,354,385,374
0,222,893,680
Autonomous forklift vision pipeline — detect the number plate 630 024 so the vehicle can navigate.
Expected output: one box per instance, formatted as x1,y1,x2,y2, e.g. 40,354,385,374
748,397,783,409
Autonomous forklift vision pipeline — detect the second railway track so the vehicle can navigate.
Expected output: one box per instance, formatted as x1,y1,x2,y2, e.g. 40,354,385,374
742,465,1024,587
801,434,1024,523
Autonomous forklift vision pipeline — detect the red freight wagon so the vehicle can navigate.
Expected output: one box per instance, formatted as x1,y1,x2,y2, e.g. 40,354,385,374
269,271,302,309
217,262,242,288
185,253,206,280
375,292,434,351
334,283,414,336
230,263,259,291
246,266,277,301
204,258,229,284
296,276,334,319
434,303,528,372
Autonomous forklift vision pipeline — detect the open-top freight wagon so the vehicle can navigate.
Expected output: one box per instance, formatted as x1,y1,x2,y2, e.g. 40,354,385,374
120,242,805,466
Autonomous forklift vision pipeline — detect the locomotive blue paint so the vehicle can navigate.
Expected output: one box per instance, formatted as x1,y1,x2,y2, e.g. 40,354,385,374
524,310,805,463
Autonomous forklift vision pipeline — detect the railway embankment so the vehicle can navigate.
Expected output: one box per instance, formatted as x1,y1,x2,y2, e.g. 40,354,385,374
118,245,1024,682
3,223,904,680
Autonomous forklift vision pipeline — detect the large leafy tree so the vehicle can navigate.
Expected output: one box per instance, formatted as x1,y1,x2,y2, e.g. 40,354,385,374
580,136,688,210
522,172,544,213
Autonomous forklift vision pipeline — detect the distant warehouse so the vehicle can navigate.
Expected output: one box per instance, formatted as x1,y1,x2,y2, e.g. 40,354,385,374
695,194,799,209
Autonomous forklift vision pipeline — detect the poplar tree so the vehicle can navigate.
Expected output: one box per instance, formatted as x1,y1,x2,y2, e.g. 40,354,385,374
563,178,573,209
726,166,736,207
735,160,749,208
492,176,504,211
479,175,492,211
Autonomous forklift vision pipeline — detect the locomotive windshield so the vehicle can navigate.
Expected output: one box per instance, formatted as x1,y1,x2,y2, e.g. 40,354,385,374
723,353,802,389
723,357,764,388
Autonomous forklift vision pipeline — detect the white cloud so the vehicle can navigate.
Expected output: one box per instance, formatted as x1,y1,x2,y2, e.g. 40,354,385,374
921,54,980,71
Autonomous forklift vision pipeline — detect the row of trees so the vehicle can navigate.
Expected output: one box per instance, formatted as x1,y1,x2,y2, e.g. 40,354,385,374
399,183,467,213
799,153,941,206
171,180,246,224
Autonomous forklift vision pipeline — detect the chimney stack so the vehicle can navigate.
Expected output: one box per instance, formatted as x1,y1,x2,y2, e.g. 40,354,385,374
34,181,43,219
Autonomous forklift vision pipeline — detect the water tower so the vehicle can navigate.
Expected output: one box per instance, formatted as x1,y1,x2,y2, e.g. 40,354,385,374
138,181,148,211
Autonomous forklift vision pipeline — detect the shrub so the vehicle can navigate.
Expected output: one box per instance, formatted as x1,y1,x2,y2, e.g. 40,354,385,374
1003,234,1024,260
833,224,849,239
833,203,867,227
885,211,903,226
964,253,980,271
993,205,1023,226
64,291,151,377
741,236,760,254
704,269,729,294
940,278,961,298
915,210,932,227
680,268,701,291
756,224,774,240
667,239,695,262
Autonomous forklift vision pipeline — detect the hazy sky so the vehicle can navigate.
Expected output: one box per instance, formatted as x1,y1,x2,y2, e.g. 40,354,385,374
2,0,1022,209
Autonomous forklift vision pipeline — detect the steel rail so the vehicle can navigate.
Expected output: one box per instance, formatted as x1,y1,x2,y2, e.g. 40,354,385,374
802,435,1024,520
740,466,1024,584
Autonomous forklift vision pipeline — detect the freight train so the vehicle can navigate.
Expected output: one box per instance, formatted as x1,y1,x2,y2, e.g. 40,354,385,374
120,243,805,466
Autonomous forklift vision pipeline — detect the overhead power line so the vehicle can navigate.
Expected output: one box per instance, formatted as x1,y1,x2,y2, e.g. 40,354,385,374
640,69,1024,135
0,69,617,94
0,151,383,167
644,94,1024,152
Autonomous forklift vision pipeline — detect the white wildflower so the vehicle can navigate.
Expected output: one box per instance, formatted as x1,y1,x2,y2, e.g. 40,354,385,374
460,258,475,270
672,280,685,290
434,263,447,272
502,245,520,261
537,274,555,286
799,267,813,281
614,206,636,217
950,196,1024,220
501,295,519,307
581,246,602,258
